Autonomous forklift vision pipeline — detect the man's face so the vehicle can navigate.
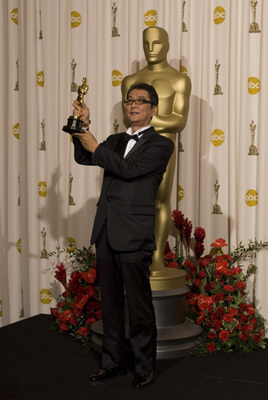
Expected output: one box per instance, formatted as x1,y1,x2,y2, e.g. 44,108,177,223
125,89,157,132
143,29,169,64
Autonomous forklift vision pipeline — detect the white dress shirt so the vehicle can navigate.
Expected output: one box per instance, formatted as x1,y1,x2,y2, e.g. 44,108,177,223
123,125,151,157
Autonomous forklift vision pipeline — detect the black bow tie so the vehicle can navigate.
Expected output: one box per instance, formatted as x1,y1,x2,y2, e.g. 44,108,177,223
123,133,140,142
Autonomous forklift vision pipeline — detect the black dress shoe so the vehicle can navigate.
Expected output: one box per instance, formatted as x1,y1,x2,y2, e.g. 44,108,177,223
132,371,154,389
89,366,127,382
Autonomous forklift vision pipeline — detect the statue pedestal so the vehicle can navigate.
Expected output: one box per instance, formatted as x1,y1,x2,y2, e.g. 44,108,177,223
150,269,202,358
91,268,202,359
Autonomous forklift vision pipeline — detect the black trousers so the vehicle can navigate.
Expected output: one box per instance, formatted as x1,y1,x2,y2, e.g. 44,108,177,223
95,225,157,375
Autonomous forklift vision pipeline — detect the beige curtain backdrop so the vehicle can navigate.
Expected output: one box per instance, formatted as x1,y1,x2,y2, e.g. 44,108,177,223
1,0,267,329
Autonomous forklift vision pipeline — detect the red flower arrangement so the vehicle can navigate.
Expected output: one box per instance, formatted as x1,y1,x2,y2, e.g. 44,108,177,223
50,212,268,355
165,210,267,355
50,246,101,350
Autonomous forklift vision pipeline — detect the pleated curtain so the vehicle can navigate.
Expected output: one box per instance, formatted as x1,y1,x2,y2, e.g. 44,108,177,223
1,0,267,329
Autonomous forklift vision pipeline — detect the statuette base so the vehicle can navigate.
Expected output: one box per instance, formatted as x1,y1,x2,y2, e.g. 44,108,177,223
214,84,223,95
248,145,259,155
69,195,75,206
249,23,261,33
63,116,85,134
112,27,120,37
212,204,223,214
40,250,48,259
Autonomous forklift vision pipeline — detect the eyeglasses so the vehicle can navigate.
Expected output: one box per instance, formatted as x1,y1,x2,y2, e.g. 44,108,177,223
124,98,152,106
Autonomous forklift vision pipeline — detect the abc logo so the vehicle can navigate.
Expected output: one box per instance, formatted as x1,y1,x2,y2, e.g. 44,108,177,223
144,10,157,27
37,71,45,87
213,6,226,24
12,123,20,140
112,70,123,87
178,185,185,202
245,189,258,207
180,66,188,75
248,77,261,95
16,238,21,254
211,129,225,146
38,181,47,197
40,289,53,304
71,11,82,28
67,237,77,252
10,8,18,25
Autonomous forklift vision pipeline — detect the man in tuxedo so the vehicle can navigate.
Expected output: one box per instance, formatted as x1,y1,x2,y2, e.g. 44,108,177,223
71,83,174,388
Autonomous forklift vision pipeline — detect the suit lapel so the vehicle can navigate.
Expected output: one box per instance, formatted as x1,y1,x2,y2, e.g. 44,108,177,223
124,127,156,159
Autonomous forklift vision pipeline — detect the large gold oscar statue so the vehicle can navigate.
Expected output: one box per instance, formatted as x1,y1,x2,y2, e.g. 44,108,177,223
121,27,191,289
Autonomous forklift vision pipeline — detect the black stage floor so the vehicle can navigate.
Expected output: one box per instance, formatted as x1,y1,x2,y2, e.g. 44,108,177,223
0,314,268,400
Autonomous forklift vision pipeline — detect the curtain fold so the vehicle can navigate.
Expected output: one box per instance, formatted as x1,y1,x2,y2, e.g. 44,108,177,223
1,0,268,328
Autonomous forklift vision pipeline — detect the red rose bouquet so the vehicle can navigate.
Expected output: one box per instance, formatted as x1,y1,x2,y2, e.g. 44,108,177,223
50,245,101,350
165,210,267,355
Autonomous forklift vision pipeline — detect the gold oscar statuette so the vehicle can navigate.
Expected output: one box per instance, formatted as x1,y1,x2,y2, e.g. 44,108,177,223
40,227,48,259
214,59,223,95
71,59,78,92
113,119,119,134
62,77,89,134
212,180,223,215
39,118,46,150
111,2,120,37
19,288,25,318
69,173,76,206
121,26,191,282
39,10,43,39
14,58,19,91
249,0,261,33
248,120,259,155
182,0,188,32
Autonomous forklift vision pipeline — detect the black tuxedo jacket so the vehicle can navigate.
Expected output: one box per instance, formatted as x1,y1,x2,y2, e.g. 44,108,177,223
73,127,174,252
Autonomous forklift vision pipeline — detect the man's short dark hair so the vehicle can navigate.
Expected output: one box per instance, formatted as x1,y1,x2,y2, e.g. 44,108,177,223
126,83,159,106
